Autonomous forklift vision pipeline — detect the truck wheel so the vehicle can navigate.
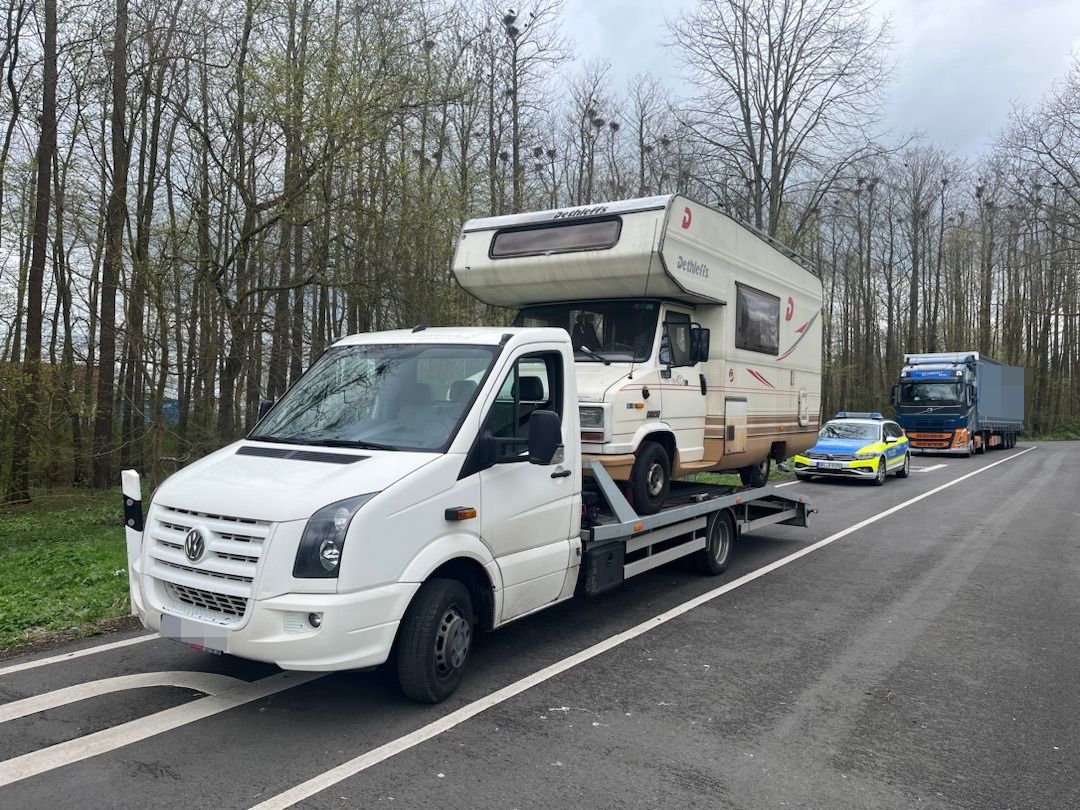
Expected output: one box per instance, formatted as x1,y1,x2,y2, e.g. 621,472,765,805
895,452,910,478
873,457,886,486
975,433,986,455
397,578,473,704
630,441,670,515
965,437,974,457
693,510,735,576
739,457,771,487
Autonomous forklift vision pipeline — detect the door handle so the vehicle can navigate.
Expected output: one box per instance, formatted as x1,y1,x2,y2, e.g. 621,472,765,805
551,469,572,479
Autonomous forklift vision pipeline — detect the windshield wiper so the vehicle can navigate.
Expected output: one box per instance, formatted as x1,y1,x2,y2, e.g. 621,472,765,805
575,345,611,365
306,438,398,451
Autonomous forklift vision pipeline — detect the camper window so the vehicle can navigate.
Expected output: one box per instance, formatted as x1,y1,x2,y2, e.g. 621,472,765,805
735,284,780,355
490,218,621,258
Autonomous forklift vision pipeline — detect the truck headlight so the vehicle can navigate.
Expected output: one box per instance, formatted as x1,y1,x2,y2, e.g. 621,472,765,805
293,494,376,578
579,406,605,430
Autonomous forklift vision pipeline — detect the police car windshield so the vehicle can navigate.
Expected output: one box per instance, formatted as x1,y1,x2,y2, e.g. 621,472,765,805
820,422,879,441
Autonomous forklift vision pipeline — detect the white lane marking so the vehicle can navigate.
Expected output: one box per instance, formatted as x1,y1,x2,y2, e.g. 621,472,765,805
253,447,1035,810
0,671,245,723
0,670,323,788
914,463,947,473
0,633,156,677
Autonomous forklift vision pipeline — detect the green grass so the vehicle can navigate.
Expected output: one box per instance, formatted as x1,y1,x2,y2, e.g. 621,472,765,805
0,489,130,648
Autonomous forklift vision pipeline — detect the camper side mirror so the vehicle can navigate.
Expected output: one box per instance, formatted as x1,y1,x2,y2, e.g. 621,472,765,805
664,321,693,367
690,326,711,364
258,399,275,421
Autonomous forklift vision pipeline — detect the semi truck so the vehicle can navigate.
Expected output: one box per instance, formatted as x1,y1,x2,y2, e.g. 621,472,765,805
123,327,812,703
451,194,823,513
889,351,1025,455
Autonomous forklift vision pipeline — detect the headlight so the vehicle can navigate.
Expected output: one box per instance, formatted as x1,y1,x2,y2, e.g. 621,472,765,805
853,452,877,460
293,494,376,578
579,406,605,430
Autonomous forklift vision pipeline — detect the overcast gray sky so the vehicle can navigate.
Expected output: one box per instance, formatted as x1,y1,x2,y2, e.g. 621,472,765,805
561,0,1080,157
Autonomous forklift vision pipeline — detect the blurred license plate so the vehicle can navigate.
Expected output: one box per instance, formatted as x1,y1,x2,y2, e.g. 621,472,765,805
161,614,227,654
818,461,842,470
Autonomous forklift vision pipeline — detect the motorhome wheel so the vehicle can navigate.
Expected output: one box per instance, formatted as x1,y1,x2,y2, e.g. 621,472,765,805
630,442,671,515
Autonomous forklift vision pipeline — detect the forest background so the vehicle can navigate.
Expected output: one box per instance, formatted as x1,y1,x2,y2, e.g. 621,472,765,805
2,0,1080,504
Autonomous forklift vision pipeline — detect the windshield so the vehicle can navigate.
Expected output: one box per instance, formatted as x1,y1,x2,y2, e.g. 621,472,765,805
250,343,496,451
515,301,660,362
819,422,880,441
899,381,964,405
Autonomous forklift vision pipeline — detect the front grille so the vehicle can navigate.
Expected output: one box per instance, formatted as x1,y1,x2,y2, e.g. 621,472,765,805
807,451,855,461
165,582,247,617
148,505,272,623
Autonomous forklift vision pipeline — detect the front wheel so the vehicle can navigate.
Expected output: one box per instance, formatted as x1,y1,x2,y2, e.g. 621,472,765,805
895,452,910,478
872,457,887,486
739,457,771,487
397,578,474,703
693,510,735,576
630,441,671,515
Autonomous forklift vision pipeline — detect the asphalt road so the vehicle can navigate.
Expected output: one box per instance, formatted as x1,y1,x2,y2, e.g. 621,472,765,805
1,441,1078,809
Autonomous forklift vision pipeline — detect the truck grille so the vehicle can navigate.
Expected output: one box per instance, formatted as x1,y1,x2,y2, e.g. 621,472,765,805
147,505,272,625
164,582,248,617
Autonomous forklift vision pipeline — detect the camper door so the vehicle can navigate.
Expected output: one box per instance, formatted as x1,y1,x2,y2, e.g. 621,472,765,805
659,310,706,465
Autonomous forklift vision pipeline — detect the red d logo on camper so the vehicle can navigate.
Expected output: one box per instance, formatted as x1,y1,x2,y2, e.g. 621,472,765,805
682,207,692,229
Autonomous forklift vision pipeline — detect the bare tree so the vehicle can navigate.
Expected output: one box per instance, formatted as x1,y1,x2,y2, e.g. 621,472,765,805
7,0,54,502
670,0,892,238
92,0,129,489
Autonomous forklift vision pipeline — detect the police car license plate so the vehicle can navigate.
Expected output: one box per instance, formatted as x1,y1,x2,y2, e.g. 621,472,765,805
818,461,842,470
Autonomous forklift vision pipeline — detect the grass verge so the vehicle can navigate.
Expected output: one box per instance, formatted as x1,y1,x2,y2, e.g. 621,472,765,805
0,488,130,648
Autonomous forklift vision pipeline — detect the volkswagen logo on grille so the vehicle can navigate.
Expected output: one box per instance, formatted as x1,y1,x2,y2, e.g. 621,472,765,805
826,453,834,460
184,528,207,562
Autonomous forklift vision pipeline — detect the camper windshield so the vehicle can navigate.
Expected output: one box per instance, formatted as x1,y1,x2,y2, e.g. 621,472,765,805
899,381,964,405
249,344,496,451
515,301,660,362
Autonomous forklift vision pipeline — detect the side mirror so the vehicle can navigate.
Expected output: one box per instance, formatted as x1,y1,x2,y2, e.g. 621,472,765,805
690,326,711,364
970,384,977,404
258,399,275,420
888,386,897,406
528,410,563,465
664,321,693,367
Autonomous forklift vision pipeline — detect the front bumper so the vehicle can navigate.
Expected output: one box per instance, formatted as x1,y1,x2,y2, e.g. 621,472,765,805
131,568,419,671
792,455,879,478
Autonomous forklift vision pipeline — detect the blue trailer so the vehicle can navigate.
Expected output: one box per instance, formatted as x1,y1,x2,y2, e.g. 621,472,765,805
889,352,1026,455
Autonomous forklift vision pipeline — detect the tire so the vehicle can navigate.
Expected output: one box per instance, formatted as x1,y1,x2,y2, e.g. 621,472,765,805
872,457,886,486
895,452,910,478
630,441,671,515
693,510,735,576
975,432,986,454
739,456,771,487
965,437,974,457
397,578,474,703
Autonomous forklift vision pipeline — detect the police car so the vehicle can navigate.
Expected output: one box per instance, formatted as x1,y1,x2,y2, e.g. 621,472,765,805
793,412,910,485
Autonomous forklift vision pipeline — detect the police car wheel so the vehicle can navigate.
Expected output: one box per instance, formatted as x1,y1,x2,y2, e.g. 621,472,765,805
895,452,910,478
872,457,886,486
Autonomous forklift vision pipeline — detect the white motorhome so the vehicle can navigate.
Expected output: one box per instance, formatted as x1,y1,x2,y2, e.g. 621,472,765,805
453,194,823,513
